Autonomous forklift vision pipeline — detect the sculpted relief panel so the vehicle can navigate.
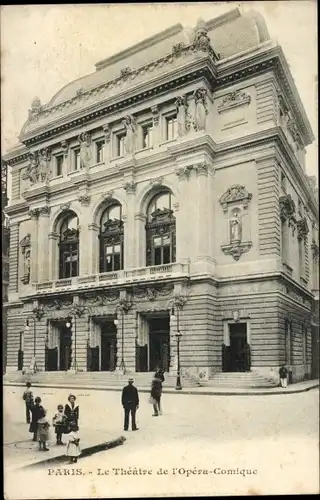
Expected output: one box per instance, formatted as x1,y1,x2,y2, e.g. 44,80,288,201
219,185,253,261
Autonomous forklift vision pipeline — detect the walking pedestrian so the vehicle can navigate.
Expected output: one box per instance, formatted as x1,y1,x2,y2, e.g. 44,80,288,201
52,404,68,445
279,365,288,388
154,366,165,383
64,394,79,431
22,382,34,424
121,377,139,431
37,409,50,451
151,373,163,416
66,422,81,464
29,396,44,442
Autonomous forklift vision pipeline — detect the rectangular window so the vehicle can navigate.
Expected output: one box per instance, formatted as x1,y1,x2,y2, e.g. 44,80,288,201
116,134,126,157
281,172,286,192
142,123,153,149
95,140,104,163
165,115,178,141
105,244,122,272
73,149,80,171
55,155,64,176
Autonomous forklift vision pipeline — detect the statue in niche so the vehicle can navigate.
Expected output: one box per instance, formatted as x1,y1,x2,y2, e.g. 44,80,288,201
78,132,92,169
122,115,136,155
38,148,51,182
25,153,39,184
193,88,208,131
24,248,31,282
229,209,242,243
175,96,188,136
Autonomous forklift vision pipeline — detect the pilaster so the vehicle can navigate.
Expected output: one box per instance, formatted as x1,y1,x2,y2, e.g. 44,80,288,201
37,206,51,282
123,181,137,269
134,212,146,268
8,222,19,296
28,209,39,283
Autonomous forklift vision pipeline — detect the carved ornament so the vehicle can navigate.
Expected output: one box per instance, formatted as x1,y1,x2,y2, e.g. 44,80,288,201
61,140,69,157
220,185,253,212
38,206,51,216
151,105,160,127
218,90,251,113
279,194,296,222
149,177,163,188
116,298,133,313
297,217,309,241
133,284,173,301
28,208,40,219
20,234,31,253
123,181,137,194
221,241,253,261
32,307,45,320
42,298,73,310
172,42,186,57
311,239,319,259
175,166,192,180
102,124,111,141
60,202,71,213
192,18,219,60
78,194,91,206
83,291,120,306
120,67,132,79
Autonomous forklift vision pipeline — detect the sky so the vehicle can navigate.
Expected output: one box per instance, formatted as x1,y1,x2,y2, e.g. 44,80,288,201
1,2,318,187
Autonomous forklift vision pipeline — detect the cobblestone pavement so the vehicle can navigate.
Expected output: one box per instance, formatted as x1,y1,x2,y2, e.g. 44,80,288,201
4,386,319,498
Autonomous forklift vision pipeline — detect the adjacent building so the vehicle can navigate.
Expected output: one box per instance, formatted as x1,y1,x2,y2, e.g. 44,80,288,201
2,159,10,373
3,8,319,384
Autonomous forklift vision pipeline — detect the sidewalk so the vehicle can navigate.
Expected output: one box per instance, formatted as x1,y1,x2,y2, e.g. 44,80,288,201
4,421,125,470
3,379,319,396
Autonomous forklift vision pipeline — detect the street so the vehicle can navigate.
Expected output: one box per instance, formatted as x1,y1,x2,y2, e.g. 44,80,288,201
3,385,319,498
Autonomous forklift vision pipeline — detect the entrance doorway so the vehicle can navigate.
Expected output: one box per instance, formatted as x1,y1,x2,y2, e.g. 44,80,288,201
60,325,72,371
100,322,117,371
148,316,170,372
229,323,248,372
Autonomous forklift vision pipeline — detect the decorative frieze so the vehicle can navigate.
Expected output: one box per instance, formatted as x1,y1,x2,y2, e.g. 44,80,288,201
221,241,253,261
217,90,251,113
133,284,174,301
82,291,120,307
220,185,253,212
42,297,73,310
120,67,132,80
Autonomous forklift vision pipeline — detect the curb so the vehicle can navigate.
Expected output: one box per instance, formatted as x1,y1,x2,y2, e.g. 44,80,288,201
4,381,319,396
23,435,126,469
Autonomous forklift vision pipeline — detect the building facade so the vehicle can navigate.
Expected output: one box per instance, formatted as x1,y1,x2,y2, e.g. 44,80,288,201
2,159,10,373
3,8,319,383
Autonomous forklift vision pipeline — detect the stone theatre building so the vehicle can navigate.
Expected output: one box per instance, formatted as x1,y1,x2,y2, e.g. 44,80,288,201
3,8,319,383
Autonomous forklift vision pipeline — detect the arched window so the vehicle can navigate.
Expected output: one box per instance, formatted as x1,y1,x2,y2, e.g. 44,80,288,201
146,191,176,266
99,204,123,272
59,212,79,278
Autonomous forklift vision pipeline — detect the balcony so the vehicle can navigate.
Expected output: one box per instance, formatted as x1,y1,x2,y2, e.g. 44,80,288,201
33,262,189,295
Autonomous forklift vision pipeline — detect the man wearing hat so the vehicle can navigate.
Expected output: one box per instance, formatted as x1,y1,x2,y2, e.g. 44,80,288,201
121,377,139,431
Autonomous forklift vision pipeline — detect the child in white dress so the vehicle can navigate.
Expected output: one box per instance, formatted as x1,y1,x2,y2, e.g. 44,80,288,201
66,422,81,464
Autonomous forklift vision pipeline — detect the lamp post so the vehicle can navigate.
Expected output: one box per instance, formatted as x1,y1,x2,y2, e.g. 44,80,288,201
66,305,87,373
114,299,132,375
171,305,182,391
25,308,43,373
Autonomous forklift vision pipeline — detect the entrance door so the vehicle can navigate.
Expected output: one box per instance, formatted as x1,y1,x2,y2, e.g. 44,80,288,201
59,326,72,371
229,323,247,372
101,322,117,371
149,317,170,372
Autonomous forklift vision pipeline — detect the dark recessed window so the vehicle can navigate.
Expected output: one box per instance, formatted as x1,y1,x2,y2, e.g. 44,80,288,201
73,149,80,170
55,155,64,177
142,123,153,149
95,140,104,163
165,115,178,141
99,205,124,273
116,134,126,157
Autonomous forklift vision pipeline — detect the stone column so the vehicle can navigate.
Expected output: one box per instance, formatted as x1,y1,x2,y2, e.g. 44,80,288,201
123,181,137,269
87,223,99,275
195,162,209,258
8,221,19,295
48,231,59,280
175,166,193,264
134,212,146,268
37,206,51,282
28,209,39,283
78,195,92,276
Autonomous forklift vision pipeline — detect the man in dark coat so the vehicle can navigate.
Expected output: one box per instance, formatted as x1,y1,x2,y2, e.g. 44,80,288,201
121,377,139,431
151,375,163,416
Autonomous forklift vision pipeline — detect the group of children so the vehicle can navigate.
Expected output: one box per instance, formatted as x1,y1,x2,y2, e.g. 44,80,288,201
23,383,81,463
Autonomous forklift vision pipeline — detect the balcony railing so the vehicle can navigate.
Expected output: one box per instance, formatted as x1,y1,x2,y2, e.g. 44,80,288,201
33,262,189,294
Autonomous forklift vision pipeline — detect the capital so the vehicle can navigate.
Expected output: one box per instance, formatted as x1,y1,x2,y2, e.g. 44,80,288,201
123,181,137,194
38,206,51,217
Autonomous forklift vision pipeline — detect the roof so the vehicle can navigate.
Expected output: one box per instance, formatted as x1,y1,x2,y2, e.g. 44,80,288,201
47,8,268,108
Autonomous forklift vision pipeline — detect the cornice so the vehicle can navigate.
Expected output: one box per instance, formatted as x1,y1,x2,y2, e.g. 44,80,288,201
20,52,217,148
214,127,318,219
4,201,29,217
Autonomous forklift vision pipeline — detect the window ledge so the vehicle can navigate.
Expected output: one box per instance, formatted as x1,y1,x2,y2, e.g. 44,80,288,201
49,175,64,181
135,146,154,154
110,155,124,162
159,138,177,147
89,161,105,169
